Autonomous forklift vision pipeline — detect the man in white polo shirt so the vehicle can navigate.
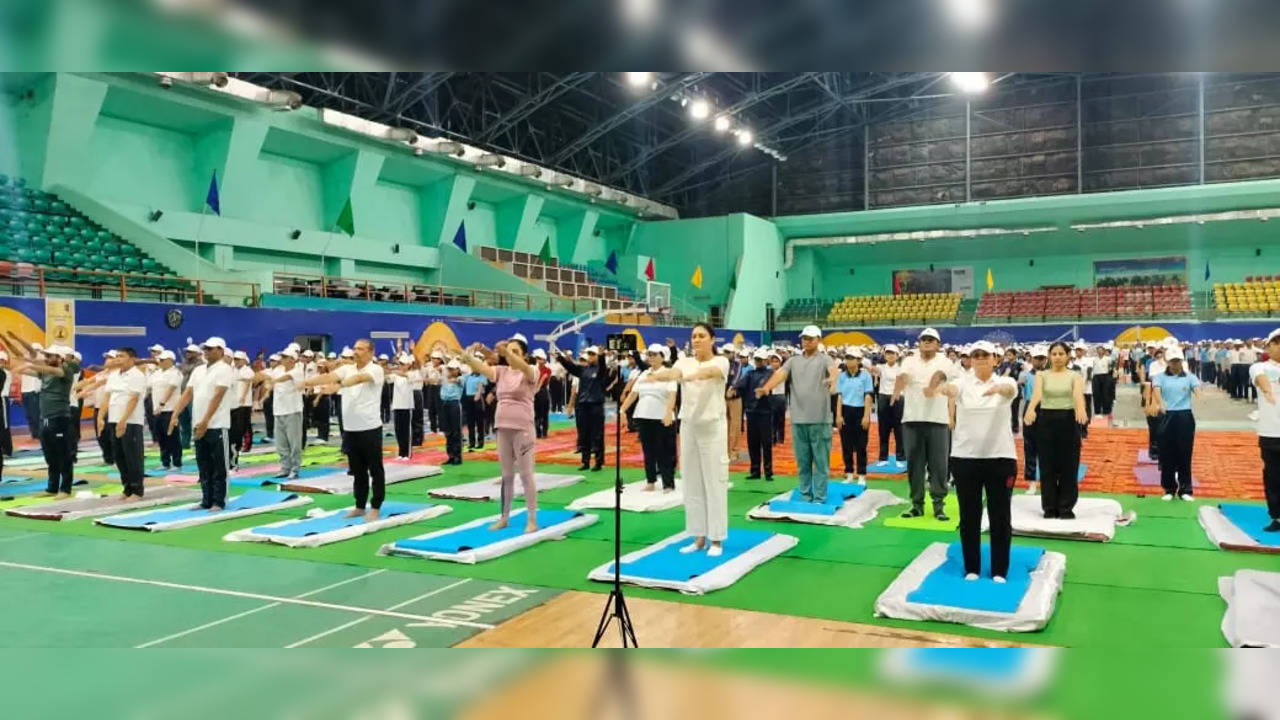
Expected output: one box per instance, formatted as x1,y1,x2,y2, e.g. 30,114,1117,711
262,347,304,480
304,338,387,521
892,327,960,520
1251,327,1280,532
104,347,147,500
149,350,184,470
169,337,235,510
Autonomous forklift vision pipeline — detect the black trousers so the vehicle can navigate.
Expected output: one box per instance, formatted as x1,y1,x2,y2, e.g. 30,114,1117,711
427,385,441,433
113,423,146,498
1022,419,1038,481
875,395,905,461
1091,374,1114,415
745,412,774,478
144,395,157,446
263,395,275,438
312,394,331,441
179,405,192,449
393,408,412,458
577,402,605,466
156,411,183,468
549,378,565,412
411,390,424,445
770,394,787,445
1262,436,1280,520
40,415,75,494
69,401,83,462
0,426,9,479
381,384,392,424
21,391,40,440
346,428,386,509
1146,414,1161,460
228,406,250,456
839,405,869,475
194,427,228,508
463,396,484,449
636,417,677,488
1010,396,1021,436
1158,410,1195,496
94,409,114,464
1036,409,1080,517
485,396,497,437
1232,364,1250,399
952,457,1016,578
534,391,550,438
441,401,462,462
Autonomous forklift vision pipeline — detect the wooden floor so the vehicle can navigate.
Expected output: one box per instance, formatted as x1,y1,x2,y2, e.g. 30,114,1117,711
456,591,1040,648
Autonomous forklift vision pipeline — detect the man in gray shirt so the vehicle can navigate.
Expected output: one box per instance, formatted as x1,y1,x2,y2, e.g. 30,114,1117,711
757,325,837,503
2,333,80,496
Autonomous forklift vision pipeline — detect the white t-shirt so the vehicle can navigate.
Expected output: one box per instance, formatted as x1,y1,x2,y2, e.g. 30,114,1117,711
1093,355,1113,374
1147,360,1167,381
20,373,40,394
94,370,114,410
106,367,147,425
674,355,729,423
1251,360,1280,438
235,365,255,408
876,361,903,396
68,371,81,407
189,362,235,430
148,366,184,413
632,368,678,420
899,354,960,425
408,368,424,391
951,373,1019,459
336,362,385,432
271,365,304,415
1071,358,1093,395
391,372,414,410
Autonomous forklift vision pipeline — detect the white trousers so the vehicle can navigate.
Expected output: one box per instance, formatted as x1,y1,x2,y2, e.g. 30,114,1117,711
680,419,729,542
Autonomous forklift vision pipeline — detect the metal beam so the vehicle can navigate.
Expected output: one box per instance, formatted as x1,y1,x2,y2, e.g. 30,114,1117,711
478,73,595,144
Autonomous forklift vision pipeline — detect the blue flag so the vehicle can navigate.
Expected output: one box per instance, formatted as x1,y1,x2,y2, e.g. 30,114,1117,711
452,222,467,251
605,250,618,274
1204,261,1211,281
205,171,220,215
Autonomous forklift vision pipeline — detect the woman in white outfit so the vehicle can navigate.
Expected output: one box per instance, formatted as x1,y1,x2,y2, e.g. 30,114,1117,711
642,322,730,557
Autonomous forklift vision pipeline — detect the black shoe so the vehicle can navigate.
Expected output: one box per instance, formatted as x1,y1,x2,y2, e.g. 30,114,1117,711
765,475,774,482
746,473,761,480
1060,510,1076,520
934,510,950,522
1265,521,1280,533
1043,511,1059,519
901,507,924,518
591,464,604,472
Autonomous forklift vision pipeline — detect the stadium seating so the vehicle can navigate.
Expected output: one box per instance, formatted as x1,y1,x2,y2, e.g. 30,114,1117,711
976,284,1192,321
826,293,961,325
1216,279,1280,315
778,297,834,323
0,174,192,295
479,245,635,311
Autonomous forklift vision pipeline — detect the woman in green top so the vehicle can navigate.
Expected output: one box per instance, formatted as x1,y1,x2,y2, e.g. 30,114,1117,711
1023,341,1088,519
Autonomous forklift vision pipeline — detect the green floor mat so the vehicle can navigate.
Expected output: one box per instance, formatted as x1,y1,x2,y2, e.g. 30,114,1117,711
881,492,960,531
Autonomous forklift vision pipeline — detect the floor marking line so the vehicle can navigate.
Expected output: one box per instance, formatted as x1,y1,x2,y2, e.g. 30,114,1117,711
0,561,493,630
286,578,473,648
0,533,42,545
134,569,388,648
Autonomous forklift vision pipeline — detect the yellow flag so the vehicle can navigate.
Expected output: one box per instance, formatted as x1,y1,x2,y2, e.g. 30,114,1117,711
985,268,994,291
691,265,703,289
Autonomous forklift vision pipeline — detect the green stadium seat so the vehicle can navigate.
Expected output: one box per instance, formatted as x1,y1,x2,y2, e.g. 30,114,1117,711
140,257,157,271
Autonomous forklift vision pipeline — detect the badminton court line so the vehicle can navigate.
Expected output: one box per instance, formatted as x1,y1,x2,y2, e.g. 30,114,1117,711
0,561,494,630
285,578,473,648
134,568,388,648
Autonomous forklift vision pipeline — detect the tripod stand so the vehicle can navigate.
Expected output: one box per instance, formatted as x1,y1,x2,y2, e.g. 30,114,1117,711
592,402,638,647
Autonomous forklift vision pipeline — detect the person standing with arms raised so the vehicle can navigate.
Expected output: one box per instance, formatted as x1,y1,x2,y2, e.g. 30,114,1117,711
892,328,960,521
2,334,80,497
755,325,838,504
558,345,608,471
303,339,387,521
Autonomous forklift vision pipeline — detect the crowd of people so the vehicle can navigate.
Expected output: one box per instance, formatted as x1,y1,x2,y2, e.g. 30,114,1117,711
3,323,1280,569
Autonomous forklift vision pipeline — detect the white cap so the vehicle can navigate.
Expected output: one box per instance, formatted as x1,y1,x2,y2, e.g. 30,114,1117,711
446,360,461,370
970,340,997,355
883,344,900,354
268,353,281,361
31,342,42,351
1165,347,1185,361
0,351,8,361
918,327,941,341
800,325,822,338
287,342,301,352
148,344,164,353
327,352,336,359
1031,345,1049,357
159,350,176,361
340,348,354,358
1073,341,1088,350
378,353,389,360
719,344,735,354
646,343,667,356
72,351,82,361
398,353,413,364
302,349,315,357
1267,328,1280,344
510,333,528,345
958,345,971,356
430,350,443,360
752,348,769,360
737,347,751,357
46,344,74,356
280,348,299,359
104,349,118,359
585,346,599,355
201,337,226,349
233,350,249,361
532,348,547,359
185,344,201,353
843,348,863,359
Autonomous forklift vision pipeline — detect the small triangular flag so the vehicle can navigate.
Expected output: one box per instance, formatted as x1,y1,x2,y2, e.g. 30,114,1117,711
644,258,655,281
605,251,618,274
1204,261,1211,281
538,238,552,264
986,267,994,291
335,197,354,236
205,171,221,216
452,222,467,251
691,265,703,289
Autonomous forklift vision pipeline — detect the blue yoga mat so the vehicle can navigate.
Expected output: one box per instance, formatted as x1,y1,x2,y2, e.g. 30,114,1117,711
767,482,865,515
1033,463,1087,482
394,509,582,553
898,648,1037,682
868,459,908,474
250,502,430,538
101,489,299,528
0,478,87,498
906,542,1045,613
1219,503,1280,546
608,528,778,582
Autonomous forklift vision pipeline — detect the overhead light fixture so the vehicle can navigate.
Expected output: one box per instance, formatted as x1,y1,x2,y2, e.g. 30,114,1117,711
943,0,993,31
688,98,710,120
736,129,753,146
430,141,465,156
713,115,731,132
950,72,990,94
518,165,543,179
474,153,506,168
385,127,417,143
625,72,652,88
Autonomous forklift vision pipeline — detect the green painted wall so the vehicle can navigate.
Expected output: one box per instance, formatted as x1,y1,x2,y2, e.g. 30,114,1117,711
627,215,737,311
725,214,787,328
85,115,197,210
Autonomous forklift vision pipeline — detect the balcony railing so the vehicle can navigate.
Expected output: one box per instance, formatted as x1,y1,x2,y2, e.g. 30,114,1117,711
0,264,259,306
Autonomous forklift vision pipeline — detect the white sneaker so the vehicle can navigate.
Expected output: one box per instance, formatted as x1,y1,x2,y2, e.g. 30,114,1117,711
678,543,703,554
857,475,867,486
993,576,1007,584
845,473,854,483
964,573,979,581
1161,494,1173,501
1025,483,1038,496
707,545,723,558
1180,494,1195,502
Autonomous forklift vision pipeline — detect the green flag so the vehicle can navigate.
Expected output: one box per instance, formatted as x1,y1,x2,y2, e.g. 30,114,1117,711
335,197,355,236
538,238,552,264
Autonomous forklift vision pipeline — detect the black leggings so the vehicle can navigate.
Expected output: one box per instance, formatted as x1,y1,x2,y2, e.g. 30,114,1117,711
635,417,676,488
1035,409,1080,516
393,408,412,458
156,411,183,468
876,395,904,461
463,396,484,449
1158,410,1195,496
839,405,868,475
952,457,1016,578
40,415,75,494
346,428,386,509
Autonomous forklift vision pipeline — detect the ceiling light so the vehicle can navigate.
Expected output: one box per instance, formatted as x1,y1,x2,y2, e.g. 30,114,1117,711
625,72,653,88
736,129,753,146
950,72,990,94
688,98,710,120
943,0,993,31
713,115,731,132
